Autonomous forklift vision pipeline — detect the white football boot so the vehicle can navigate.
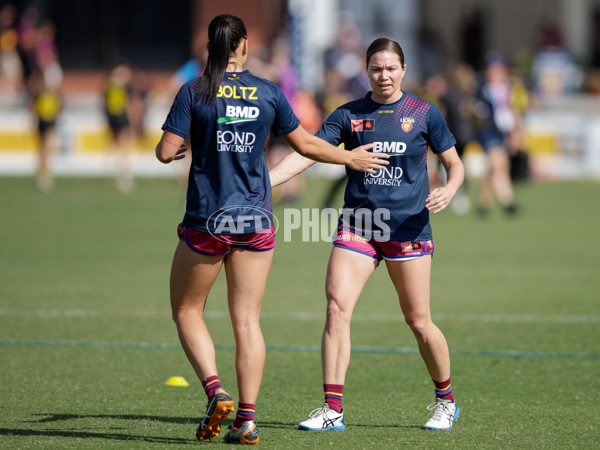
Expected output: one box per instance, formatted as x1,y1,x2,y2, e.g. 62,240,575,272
423,398,460,430
298,403,345,431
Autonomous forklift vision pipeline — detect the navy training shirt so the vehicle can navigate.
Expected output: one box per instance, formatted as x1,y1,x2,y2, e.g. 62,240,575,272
162,71,300,234
316,91,456,242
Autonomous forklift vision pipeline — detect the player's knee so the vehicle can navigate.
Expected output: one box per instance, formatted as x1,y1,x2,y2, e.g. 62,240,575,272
324,297,352,329
170,303,202,324
171,307,186,324
232,315,261,334
405,315,431,340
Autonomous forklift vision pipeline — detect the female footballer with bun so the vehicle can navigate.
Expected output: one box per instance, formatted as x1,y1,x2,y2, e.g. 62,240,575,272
270,37,464,432
156,15,387,445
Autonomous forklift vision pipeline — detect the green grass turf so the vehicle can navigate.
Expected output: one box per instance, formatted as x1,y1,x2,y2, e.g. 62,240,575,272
0,175,599,448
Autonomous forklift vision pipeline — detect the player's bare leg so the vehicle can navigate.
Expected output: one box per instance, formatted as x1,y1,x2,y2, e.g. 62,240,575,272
225,247,273,405
170,240,224,379
479,146,514,213
323,246,378,384
297,247,376,431
386,256,450,381
223,248,273,445
386,256,459,430
170,241,235,440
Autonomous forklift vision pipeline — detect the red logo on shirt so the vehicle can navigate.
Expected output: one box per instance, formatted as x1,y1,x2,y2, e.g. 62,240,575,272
402,122,413,132
351,119,375,132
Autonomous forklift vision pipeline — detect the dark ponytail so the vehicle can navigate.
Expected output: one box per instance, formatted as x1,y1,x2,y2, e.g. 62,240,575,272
195,14,247,103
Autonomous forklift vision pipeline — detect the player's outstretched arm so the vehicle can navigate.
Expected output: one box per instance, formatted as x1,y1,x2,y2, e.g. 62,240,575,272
269,151,316,187
156,130,187,164
282,126,388,173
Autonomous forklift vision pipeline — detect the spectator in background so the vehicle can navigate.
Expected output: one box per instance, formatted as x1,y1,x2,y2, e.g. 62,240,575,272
170,31,204,93
0,4,22,93
418,25,445,80
418,73,448,188
506,66,531,183
324,20,364,80
16,6,39,96
323,19,368,102
317,68,353,119
317,68,354,208
269,37,297,101
35,19,61,91
531,20,583,101
442,63,479,214
127,67,151,143
104,63,134,193
31,72,60,192
19,15,63,192
443,64,478,161
460,8,485,71
265,36,305,203
474,52,520,216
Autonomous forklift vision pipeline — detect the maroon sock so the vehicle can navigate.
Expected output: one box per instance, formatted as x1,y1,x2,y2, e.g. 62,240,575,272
324,384,344,413
233,402,255,428
201,375,223,401
433,377,454,402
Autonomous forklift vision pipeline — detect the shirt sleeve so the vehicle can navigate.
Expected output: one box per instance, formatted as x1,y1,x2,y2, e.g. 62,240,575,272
315,107,345,146
271,86,301,137
426,102,456,154
162,83,194,138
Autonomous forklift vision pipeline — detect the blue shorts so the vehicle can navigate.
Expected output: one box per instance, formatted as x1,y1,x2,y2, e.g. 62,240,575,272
333,228,434,262
177,224,276,256
478,130,505,152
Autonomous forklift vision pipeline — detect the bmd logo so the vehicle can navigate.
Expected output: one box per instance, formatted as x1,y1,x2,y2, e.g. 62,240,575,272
217,105,260,124
372,141,407,155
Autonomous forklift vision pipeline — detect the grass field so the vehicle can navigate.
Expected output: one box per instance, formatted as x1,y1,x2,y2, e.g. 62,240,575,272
0,175,599,448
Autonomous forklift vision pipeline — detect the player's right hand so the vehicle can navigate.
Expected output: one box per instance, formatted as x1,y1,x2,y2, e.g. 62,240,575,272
347,143,389,173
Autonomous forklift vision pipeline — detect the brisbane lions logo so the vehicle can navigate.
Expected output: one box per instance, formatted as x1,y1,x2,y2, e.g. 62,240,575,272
401,117,415,132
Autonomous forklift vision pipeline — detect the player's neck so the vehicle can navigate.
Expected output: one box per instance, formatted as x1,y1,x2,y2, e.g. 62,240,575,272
226,58,244,73
371,88,403,104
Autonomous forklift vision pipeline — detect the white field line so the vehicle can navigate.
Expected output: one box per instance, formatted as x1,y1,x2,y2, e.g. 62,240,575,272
0,308,598,324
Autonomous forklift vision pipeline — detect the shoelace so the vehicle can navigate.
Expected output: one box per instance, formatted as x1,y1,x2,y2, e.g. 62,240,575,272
426,401,453,422
309,404,332,418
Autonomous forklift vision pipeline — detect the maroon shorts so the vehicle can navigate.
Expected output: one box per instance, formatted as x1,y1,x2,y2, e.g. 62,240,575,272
177,224,276,256
333,228,434,261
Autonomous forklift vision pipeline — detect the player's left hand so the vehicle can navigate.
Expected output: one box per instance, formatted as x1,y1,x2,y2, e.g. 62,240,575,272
426,186,454,214
173,143,187,161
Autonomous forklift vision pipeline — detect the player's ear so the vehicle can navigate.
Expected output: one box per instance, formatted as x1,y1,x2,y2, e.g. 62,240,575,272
242,39,248,56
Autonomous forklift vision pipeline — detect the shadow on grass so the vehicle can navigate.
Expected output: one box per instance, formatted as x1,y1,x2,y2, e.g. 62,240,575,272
0,428,195,445
0,413,206,445
0,413,422,445
259,420,422,430
29,413,423,430
28,413,197,424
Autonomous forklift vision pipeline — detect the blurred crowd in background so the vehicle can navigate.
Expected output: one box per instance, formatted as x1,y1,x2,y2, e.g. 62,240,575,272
0,2,599,213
